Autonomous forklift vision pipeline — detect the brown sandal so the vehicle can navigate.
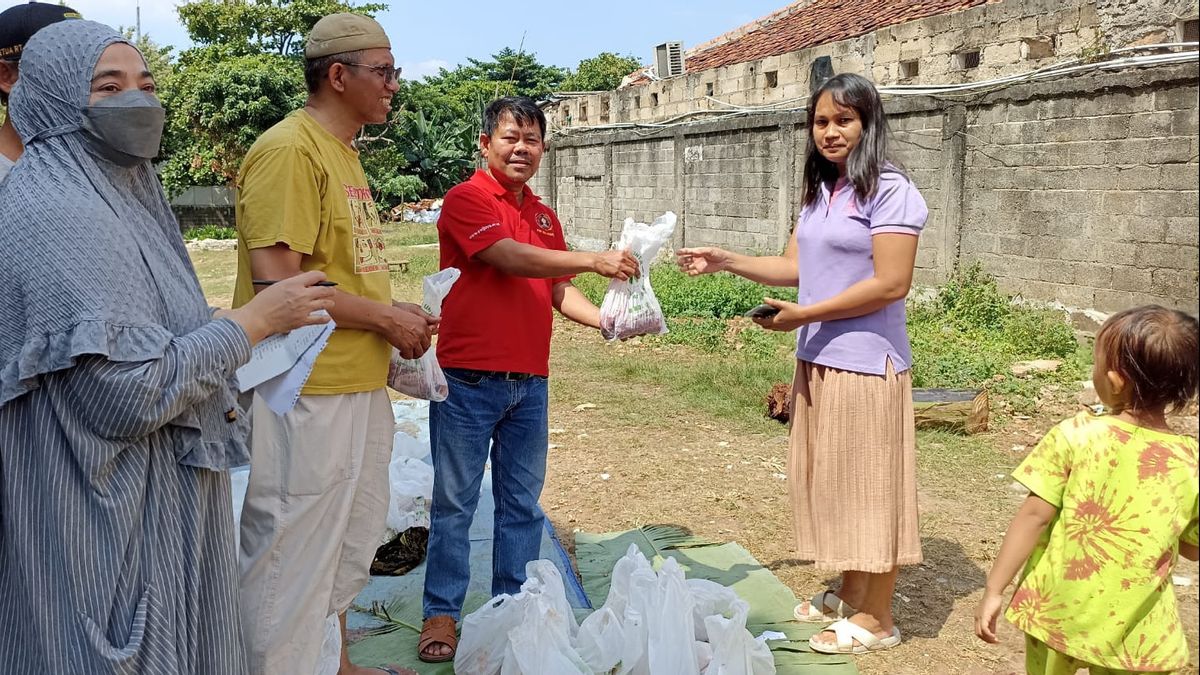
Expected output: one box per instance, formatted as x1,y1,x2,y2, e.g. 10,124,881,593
418,615,458,663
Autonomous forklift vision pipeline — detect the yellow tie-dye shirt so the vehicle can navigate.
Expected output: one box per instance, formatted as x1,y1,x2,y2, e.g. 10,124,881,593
1007,412,1199,672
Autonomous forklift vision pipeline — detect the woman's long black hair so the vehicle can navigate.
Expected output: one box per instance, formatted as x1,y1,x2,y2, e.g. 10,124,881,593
801,73,902,208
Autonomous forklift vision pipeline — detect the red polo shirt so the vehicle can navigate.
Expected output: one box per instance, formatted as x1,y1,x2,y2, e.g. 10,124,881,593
435,169,572,376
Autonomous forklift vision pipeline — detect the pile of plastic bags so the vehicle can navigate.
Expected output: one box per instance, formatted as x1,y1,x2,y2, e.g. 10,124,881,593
455,545,776,675
599,213,677,341
386,430,434,532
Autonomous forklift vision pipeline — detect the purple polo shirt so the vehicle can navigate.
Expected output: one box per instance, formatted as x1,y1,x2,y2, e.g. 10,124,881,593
795,170,928,376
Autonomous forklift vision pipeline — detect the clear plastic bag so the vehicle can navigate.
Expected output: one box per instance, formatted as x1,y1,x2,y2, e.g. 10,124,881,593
502,593,590,674
576,608,624,674
599,213,676,341
315,613,342,675
687,578,741,642
386,432,433,531
454,594,529,675
646,557,700,675
702,600,776,675
387,268,460,401
521,560,580,638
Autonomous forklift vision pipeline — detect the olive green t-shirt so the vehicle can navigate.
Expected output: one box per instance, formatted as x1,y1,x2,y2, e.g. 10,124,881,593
233,110,391,394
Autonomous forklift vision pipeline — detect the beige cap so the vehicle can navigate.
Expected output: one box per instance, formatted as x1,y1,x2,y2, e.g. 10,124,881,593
304,13,390,59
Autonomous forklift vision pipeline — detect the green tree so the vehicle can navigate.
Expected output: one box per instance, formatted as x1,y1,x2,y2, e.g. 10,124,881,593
396,110,475,195
161,0,383,195
402,48,569,127
560,52,642,92
160,52,305,193
177,0,385,56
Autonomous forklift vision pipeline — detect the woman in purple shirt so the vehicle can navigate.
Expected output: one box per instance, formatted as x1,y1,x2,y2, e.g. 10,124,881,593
679,73,927,655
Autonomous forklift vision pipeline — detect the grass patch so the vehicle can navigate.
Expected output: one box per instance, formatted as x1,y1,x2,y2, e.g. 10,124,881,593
568,261,1089,427
382,222,439,248
908,264,1091,416
574,265,796,319
551,330,795,433
184,224,236,240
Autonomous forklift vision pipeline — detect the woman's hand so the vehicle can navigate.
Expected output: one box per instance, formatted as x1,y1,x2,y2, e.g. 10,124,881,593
677,247,734,276
974,591,1005,644
229,271,335,344
751,297,809,332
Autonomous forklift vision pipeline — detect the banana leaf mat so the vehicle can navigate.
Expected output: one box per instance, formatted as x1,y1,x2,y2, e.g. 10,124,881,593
574,527,858,675
345,468,588,674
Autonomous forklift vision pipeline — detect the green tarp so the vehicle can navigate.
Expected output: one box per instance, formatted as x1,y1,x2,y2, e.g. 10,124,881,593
575,529,858,675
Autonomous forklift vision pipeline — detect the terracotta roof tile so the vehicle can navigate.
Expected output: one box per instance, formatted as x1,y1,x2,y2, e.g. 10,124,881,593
684,0,991,73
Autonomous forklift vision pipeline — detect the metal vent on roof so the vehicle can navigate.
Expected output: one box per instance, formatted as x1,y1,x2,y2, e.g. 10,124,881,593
655,41,685,78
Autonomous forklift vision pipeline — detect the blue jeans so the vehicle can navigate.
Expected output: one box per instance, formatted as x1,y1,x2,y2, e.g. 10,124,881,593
422,369,549,620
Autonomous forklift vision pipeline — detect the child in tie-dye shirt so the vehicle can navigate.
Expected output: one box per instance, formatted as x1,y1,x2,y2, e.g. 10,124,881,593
976,305,1199,674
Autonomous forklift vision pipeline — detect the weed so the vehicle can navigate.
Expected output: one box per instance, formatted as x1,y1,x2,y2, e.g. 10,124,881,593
184,224,236,240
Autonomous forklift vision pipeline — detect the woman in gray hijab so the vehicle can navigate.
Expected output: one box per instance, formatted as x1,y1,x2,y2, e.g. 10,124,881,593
0,20,335,673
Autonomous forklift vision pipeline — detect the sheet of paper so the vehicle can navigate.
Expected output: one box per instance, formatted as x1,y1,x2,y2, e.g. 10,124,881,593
255,318,334,415
236,313,332,392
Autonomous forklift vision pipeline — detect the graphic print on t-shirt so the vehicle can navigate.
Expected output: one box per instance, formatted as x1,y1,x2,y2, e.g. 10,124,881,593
345,184,388,274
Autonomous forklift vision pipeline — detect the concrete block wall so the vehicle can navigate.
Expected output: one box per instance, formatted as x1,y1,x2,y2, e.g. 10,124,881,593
174,207,234,230
682,128,782,252
888,110,949,286
960,71,1200,312
611,139,677,240
547,0,1198,131
536,64,1199,315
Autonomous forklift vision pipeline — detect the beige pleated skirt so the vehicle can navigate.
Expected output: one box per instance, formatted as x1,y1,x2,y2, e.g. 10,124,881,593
788,359,923,572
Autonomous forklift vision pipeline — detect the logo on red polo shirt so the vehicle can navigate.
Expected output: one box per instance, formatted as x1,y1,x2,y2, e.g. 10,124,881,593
535,213,553,232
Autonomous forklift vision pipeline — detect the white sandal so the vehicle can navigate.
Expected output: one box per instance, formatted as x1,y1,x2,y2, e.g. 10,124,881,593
792,590,859,624
792,590,858,623
809,618,901,654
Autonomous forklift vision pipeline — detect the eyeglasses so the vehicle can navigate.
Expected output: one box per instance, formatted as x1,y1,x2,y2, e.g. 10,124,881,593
341,62,402,83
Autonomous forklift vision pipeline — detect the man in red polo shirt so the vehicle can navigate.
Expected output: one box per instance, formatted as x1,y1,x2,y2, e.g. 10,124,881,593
418,96,637,663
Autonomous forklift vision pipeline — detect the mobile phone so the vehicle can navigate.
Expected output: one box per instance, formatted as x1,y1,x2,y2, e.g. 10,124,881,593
744,304,780,319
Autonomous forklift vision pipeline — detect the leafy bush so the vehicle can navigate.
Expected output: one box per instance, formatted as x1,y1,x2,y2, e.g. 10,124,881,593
573,265,795,319
907,264,1086,392
184,224,237,240
577,260,1087,402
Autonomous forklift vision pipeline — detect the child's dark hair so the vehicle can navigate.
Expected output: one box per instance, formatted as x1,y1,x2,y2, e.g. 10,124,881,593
1096,305,1199,414
801,73,901,208
482,96,546,140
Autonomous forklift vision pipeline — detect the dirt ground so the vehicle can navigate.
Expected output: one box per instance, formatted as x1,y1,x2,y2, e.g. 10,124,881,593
189,242,1197,674
540,321,1200,675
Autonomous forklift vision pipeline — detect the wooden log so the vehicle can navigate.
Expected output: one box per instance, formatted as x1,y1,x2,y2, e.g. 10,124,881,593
914,388,989,434
765,385,988,434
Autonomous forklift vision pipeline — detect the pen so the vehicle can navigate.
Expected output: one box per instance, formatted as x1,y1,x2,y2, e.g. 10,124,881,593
252,279,339,287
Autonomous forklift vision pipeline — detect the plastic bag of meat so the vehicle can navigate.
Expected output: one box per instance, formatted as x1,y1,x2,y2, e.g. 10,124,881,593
387,267,459,401
599,212,676,341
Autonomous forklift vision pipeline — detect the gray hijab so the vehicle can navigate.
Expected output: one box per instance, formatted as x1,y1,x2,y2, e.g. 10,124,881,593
0,20,248,469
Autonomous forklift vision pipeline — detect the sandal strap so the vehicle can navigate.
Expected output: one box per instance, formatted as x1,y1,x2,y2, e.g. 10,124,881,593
812,590,856,617
828,619,882,651
419,615,458,651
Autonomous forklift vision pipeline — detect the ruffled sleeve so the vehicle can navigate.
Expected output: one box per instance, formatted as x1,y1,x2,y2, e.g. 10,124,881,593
42,318,253,471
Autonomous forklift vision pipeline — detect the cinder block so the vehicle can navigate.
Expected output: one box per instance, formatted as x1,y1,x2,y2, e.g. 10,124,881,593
1165,217,1200,246
1128,111,1176,138
1154,87,1200,112
1092,289,1142,313
1110,265,1154,293
1137,192,1199,218
1135,242,1199,270
1151,269,1200,301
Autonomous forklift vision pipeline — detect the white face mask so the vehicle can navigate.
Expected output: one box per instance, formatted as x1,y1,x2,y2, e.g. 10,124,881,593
80,89,165,166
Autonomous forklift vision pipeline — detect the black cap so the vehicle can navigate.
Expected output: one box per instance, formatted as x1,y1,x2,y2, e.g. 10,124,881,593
0,2,82,61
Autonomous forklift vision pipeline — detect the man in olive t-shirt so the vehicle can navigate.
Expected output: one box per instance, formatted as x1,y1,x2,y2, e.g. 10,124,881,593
233,14,433,675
